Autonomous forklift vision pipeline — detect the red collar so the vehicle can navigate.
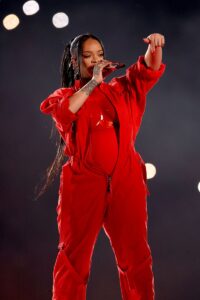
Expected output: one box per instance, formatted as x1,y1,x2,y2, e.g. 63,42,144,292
74,79,105,91
74,79,81,91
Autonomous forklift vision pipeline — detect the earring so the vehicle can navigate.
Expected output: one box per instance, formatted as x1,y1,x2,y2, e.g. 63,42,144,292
74,65,80,80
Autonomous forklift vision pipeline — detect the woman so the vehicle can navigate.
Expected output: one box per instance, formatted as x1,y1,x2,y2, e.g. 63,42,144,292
40,32,165,300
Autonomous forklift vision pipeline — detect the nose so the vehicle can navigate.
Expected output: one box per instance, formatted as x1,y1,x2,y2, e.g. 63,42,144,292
91,55,102,64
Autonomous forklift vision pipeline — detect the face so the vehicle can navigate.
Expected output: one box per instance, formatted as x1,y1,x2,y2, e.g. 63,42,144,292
73,38,104,79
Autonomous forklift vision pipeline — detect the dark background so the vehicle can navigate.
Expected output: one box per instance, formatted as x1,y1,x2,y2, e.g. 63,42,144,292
1,0,200,299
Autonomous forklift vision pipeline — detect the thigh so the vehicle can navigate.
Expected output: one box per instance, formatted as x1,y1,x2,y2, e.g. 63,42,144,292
57,162,107,259
102,165,149,267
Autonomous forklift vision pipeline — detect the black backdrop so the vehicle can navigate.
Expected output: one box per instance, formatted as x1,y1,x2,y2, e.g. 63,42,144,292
1,0,200,299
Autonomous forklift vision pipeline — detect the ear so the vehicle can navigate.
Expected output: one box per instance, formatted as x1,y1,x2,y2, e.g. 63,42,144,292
71,56,78,69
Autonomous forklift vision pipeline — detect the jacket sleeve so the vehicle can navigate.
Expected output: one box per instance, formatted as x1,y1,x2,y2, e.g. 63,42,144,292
125,55,166,95
109,55,166,137
109,55,166,95
40,87,78,136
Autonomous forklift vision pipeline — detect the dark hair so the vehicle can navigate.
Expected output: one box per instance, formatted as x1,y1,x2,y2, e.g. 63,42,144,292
61,33,105,86
35,33,105,200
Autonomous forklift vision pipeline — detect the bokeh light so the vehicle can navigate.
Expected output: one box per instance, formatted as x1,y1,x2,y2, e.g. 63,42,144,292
52,12,69,28
145,163,157,179
2,14,20,30
22,1,40,16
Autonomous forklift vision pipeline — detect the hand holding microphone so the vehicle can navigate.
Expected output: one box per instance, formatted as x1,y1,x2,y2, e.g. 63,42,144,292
92,59,125,84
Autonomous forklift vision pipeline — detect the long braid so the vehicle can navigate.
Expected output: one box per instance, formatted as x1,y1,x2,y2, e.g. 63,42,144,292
35,41,75,200
35,33,105,200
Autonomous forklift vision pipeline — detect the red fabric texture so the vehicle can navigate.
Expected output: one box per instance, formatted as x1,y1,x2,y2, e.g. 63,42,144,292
81,85,119,175
40,55,166,300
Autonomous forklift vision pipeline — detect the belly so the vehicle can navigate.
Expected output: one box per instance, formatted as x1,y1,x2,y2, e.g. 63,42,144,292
86,126,119,175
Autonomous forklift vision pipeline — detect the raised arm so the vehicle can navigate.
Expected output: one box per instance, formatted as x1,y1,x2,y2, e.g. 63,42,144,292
143,33,165,71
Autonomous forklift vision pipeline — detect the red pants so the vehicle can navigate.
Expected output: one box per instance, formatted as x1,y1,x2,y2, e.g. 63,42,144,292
52,126,154,300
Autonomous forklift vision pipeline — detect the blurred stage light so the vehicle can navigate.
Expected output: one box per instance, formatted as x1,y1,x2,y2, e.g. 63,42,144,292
2,14,20,30
52,12,69,28
145,163,157,180
198,182,200,192
22,1,40,15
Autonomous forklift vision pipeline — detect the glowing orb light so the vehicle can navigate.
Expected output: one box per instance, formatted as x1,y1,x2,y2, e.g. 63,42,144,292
145,163,157,180
52,12,69,28
22,1,40,15
3,14,20,30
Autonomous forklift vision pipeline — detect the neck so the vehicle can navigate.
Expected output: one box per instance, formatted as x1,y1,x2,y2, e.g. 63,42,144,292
80,77,91,87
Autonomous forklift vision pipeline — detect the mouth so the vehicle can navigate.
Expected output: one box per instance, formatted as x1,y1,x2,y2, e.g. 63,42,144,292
88,66,95,74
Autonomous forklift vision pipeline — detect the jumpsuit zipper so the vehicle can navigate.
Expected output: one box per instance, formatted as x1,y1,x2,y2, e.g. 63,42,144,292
107,175,112,193
99,85,120,196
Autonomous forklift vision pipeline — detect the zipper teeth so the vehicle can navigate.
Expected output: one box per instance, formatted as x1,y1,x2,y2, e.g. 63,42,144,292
107,175,112,192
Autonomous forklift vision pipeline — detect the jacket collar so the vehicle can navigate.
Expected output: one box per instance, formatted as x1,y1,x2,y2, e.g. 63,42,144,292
74,79,81,91
74,79,106,91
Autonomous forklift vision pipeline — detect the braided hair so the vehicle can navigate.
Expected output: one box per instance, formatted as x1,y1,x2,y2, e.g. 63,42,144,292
35,33,105,199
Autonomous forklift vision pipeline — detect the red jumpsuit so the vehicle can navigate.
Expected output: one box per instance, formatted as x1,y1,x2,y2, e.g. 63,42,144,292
40,56,165,300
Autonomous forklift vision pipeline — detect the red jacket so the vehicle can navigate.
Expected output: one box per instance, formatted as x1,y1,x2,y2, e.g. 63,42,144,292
40,56,166,194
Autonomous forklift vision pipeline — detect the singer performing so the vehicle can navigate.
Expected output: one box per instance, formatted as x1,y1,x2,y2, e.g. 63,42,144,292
39,33,166,300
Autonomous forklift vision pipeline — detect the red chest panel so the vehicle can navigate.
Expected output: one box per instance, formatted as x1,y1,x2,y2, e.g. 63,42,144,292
88,88,119,130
